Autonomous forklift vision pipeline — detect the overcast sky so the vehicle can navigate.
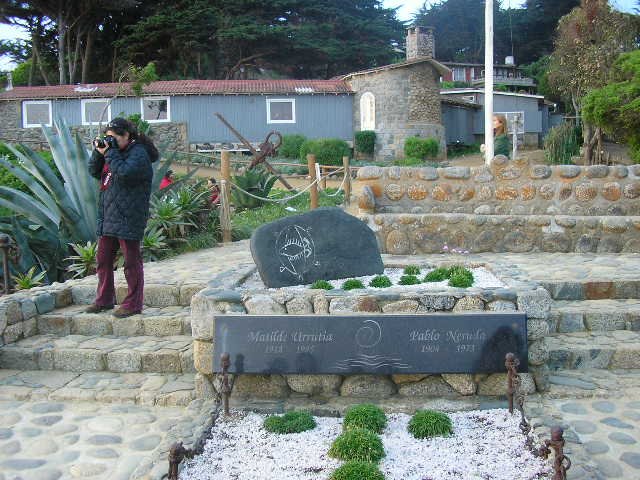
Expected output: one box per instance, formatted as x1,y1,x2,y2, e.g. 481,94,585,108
0,0,637,72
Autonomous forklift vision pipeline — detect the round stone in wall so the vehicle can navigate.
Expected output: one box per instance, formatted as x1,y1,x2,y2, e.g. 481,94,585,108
623,239,640,253
521,183,536,201
529,165,552,179
407,184,428,200
384,183,404,201
539,183,555,200
624,182,640,199
502,230,534,253
601,182,621,201
385,230,410,255
458,187,475,202
477,185,493,201
387,166,402,180
574,182,597,202
432,184,452,201
541,233,572,253
412,229,444,253
558,185,573,201
473,230,499,252
597,237,622,253
495,187,518,201
576,235,599,253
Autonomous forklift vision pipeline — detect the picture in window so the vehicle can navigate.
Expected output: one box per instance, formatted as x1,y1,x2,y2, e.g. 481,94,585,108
142,98,169,121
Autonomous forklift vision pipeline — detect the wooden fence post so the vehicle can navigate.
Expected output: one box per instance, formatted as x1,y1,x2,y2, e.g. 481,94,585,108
307,153,319,210
342,156,351,205
220,150,232,243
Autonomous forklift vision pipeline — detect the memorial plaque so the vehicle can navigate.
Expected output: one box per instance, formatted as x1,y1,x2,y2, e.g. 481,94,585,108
214,313,528,374
250,207,384,288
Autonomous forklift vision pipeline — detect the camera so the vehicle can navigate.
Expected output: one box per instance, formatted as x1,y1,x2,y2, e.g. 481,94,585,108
93,135,118,150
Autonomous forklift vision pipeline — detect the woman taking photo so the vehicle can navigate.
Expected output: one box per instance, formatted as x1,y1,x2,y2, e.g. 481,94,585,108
87,118,159,318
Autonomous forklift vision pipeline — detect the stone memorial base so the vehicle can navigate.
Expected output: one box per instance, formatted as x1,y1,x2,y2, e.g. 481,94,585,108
190,262,552,402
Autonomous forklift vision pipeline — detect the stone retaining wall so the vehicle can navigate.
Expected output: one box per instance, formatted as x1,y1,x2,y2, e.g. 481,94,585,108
356,157,640,253
0,282,73,346
190,265,552,401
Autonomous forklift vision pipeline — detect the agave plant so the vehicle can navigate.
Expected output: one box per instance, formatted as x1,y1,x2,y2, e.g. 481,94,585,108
147,195,193,239
230,168,278,210
12,265,47,290
65,241,98,279
142,227,168,261
168,184,209,225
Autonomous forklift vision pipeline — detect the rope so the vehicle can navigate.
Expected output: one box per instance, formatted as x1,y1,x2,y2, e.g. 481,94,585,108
229,167,346,204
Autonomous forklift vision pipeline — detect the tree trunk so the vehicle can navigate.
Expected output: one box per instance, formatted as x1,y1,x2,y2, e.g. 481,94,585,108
583,122,593,165
111,46,118,82
68,27,82,84
32,40,51,86
57,12,67,84
28,36,36,86
81,29,93,84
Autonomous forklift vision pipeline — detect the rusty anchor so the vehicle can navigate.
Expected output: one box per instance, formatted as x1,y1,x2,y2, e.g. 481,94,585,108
214,113,293,190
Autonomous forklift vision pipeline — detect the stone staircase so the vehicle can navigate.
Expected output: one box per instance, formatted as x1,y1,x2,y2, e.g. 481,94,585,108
0,298,198,406
543,281,640,399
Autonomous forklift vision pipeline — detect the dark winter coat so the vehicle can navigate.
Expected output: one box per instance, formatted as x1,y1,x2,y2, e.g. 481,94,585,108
88,141,156,241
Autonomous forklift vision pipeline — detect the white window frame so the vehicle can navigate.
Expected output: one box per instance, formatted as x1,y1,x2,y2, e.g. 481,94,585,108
266,98,296,124
452,67,466,82
141,96,171,123
22,100,52,128
360,92,375,131
81,98,111,126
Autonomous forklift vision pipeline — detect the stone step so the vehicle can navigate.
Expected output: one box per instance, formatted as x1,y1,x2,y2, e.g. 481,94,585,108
0,334,194,374
36,304,191,337
541,280,640,301
549,299,640,333
70,281,205,307
0,369,197,406
545,331,640,371
546,368,640,399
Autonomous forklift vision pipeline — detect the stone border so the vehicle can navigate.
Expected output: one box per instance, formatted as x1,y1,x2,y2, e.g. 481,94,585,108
190,263,553,401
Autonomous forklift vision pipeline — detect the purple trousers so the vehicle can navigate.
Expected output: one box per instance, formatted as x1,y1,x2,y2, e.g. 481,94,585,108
95,235,144,311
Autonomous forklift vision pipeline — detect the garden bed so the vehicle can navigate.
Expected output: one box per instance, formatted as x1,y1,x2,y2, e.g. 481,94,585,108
241,266,506,292
180,409,550,480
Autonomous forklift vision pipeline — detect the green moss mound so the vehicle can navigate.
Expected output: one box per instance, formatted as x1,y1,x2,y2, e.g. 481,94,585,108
329,428,385,463
403,265,421,275
423,267,449,282
408,410,453,439
342,279,365,290
398,274,420,286
330,461,385,480
263,411,316,434
310,280,334,290
447,266,474,288
343,404,387,434
369,275,392,288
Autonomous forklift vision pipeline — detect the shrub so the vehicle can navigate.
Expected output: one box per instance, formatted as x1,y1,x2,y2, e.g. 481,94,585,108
342,279,365,290
369,275,392,288
12,265,47,290
392,156,426,167
404,137,439,160
343,404,387,434
447,142,481,158
329,428,385,463
447,266,474,288
263,411,316,434
355,131,376,155
403,265,420,275
398,274,420,286
408,410,453,439
310,279,334,290
279,134,308,159
330,461,385,480
300,138,350,166
544,122,581,165
423,267,449,282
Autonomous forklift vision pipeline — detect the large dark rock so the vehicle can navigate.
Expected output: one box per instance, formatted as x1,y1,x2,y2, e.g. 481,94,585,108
250,207,383,288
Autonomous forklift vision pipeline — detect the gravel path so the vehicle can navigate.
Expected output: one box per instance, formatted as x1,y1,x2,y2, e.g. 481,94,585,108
180,409,550,480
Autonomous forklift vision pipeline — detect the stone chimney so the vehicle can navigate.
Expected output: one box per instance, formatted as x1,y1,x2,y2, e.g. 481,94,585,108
406,26,435,61
5,72,13,91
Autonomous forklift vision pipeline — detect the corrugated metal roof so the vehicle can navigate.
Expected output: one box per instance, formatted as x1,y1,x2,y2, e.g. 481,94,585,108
0,79,353,100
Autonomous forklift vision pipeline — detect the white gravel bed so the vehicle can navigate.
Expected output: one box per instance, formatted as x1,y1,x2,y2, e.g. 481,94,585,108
242,267,506,292
180,409,550,480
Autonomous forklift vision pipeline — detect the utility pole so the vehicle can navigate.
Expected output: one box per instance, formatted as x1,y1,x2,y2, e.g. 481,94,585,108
484,0,494,165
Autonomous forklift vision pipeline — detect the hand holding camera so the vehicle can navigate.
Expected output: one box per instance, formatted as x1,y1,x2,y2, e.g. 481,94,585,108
93,135,118,152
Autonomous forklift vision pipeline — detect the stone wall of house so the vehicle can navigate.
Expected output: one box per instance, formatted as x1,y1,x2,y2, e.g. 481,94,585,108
190,268,551,401
347,64,445,163
0,100,188,151
356,158,640,254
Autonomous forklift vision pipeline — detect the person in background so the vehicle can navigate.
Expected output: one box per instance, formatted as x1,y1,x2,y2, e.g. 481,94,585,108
207,177,220,205
159,169,174,189
86,117,159,318
480,114,512,159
